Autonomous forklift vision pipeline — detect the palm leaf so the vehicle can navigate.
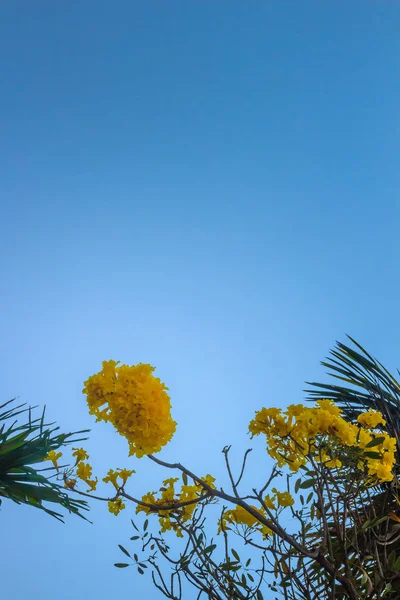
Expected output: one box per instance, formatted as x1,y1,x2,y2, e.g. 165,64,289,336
305,335,400,448
0,399,91,522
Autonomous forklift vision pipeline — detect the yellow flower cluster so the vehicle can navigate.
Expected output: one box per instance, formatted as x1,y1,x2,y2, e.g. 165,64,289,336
357,409,386,428
221,505,272,539
272,488,295,508
83,361,177,458
103,468,135,490
136,475,216,537
74,448,98,492
249,401,396,484
219,487,293,538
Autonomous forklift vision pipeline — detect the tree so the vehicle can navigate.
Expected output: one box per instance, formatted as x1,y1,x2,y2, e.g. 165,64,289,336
0,398,89,521
64,339,400,599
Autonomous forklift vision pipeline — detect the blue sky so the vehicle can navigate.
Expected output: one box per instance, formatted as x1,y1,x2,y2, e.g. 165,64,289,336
1,1,400,598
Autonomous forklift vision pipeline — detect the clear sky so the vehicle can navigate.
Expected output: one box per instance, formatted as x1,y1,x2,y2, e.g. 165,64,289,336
1,1,400,598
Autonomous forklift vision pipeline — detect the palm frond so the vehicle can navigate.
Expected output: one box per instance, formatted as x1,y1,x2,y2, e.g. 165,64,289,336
305,335,400,445
0,399,90,522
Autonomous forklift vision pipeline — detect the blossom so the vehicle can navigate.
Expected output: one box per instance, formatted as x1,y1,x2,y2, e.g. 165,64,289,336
76,462,92,481
357,409,386,428
263,494,276,510
199,474,216,489
136,492,158,516
76,461,98,491
272,489,294,508
315,399,342,416
220,505,272,539
85,478,98,492
83,361,177,457
103,468,135,489
108,498,126,516
103,469,120,489
119,468,135,483
44,450,62,470
136,474,214,537
248,400,396,485
72,447,89,465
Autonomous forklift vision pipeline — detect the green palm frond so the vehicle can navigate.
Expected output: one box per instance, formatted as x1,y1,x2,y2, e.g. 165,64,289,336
0,398,90,522
305,335,400,447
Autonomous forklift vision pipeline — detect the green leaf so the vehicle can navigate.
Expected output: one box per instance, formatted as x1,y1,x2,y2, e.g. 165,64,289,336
118,545,131,558
114,563,129,568
231,549,240,562
299,479,315,489
365,437,385,448
143,519,148,531
363,451,381,459
182,472,188,485
0,431,31,455
370,516,388,527
202,544,216,554
131,519,139,531
389,551,397,569
220,561,239,570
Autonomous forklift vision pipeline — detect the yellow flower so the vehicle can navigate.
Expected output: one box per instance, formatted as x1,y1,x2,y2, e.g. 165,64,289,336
333,420,358,446
119,468,135,483
161,478,179,502
263,494,276,510
83,361,177,457
44,450,62,471
76,462,93,481
357,428,373,449
199,474,216,489
85,478,98,492
357,409,386,428
136,492,158,515
315,400,342,416
220,505,270,538
272,489,294,508
103,469,120,489
325,456,342,469
103,468,135,489
223,505,260,528
108,498,126,516
72,447,89,465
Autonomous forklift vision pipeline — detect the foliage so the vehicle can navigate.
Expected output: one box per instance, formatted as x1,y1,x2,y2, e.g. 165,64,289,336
0,398,89,521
